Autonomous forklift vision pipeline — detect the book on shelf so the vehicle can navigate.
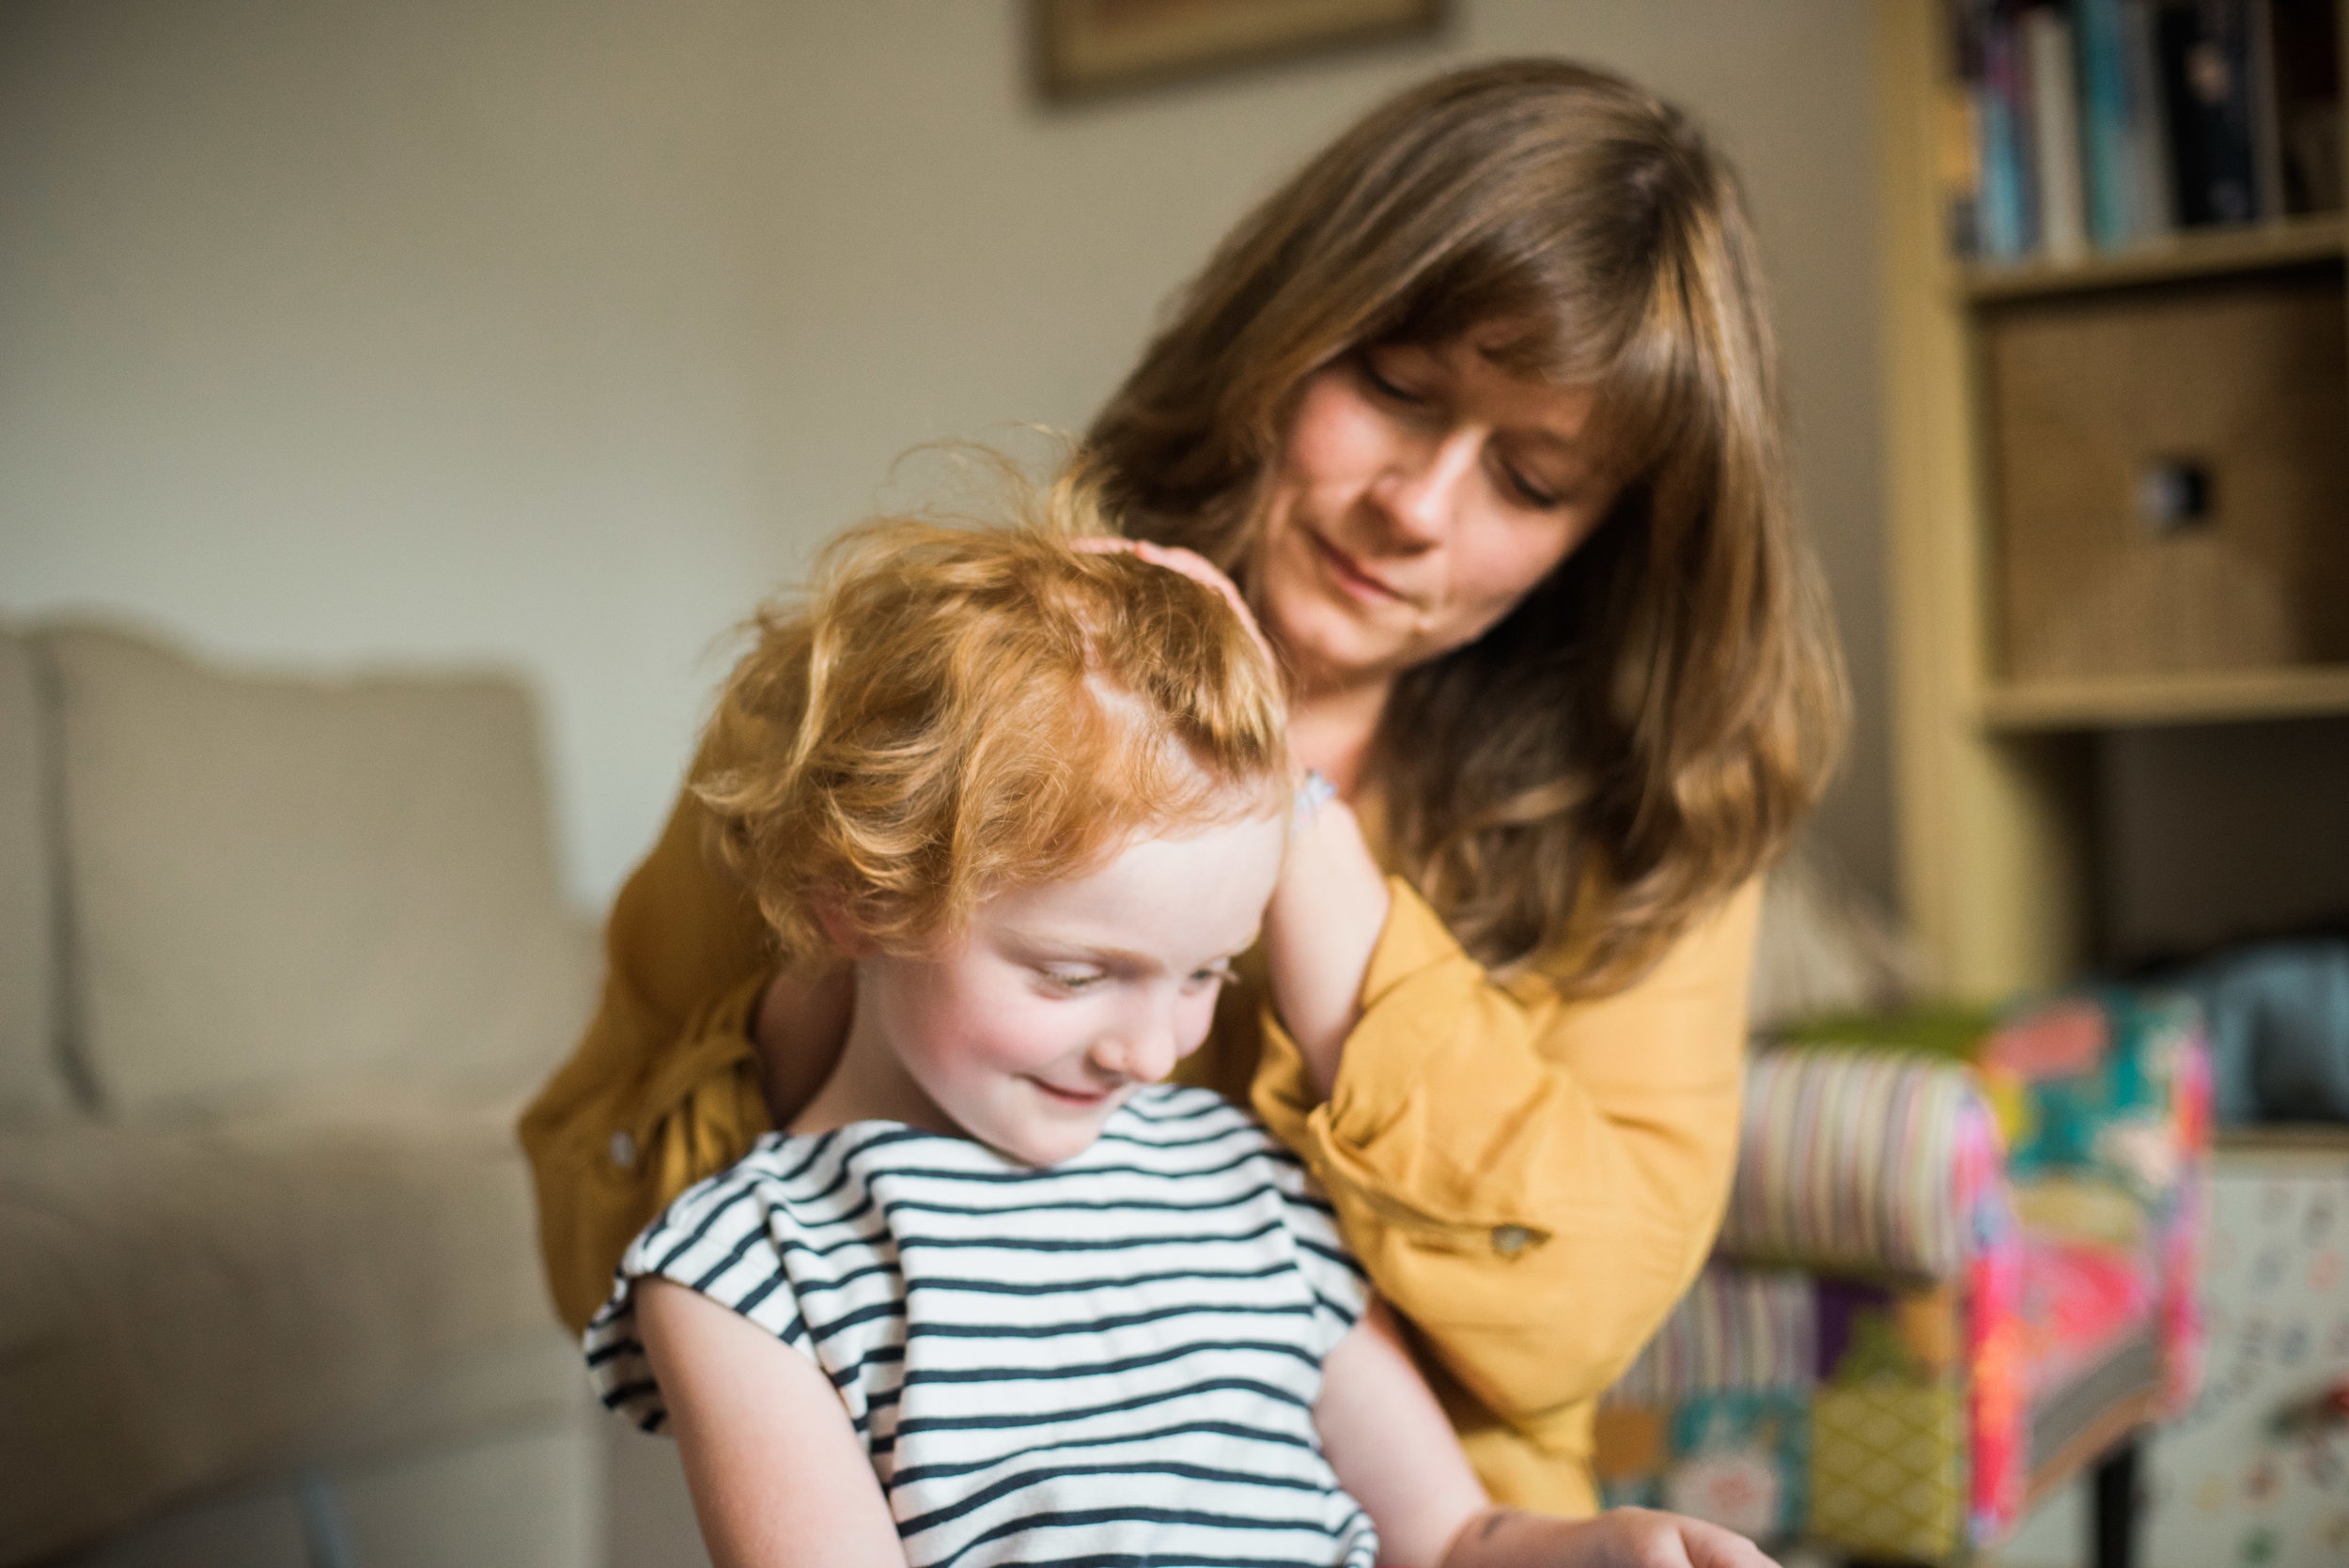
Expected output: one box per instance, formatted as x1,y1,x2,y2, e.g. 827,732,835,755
2077,0,2137,244
2158,0,2261,225
2272,0,2345,211
2077,0,2180,242
1942,0,2342,267
1951,0,2041,256
2029,6,2094,256
2124,0,2182,234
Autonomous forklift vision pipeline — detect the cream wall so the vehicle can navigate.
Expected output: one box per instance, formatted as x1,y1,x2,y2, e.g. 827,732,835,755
0,0,1888,912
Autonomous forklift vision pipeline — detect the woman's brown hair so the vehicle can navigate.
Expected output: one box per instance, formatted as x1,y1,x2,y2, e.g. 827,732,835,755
1087,58,1847,992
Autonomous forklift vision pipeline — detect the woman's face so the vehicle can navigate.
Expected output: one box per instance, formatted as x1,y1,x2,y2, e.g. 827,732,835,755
1252,325,1618,695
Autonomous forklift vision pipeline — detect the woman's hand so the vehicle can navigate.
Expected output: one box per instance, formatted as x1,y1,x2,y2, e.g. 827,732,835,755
1070,536,1272,661
1074,534,1388,1104
1439,1506,1779,1568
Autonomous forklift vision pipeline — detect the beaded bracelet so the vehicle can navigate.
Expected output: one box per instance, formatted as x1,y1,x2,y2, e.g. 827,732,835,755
1291,768,1338,836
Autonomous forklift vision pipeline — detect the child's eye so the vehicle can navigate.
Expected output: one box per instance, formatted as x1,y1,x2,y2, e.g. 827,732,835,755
1040,968,1106,993
1187,963,1239,990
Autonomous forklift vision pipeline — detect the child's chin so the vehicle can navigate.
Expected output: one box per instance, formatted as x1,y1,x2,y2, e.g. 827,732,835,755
991,1122,1106,1169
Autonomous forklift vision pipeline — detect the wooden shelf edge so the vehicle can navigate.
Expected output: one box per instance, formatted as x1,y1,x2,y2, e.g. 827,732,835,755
2215,1124,2349,1157
1978,666,2349,730
1962,214,2347,303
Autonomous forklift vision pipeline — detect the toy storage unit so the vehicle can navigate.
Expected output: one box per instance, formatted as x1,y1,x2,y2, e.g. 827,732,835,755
2144,1133,2349,1567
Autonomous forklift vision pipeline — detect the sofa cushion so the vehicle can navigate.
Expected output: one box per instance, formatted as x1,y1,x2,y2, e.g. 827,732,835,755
0,629,76,1125
42,624,592,1120
0,1095,568,1562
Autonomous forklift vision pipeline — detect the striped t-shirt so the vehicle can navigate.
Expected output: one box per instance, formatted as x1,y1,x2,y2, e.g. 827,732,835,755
584,1084,1377,1568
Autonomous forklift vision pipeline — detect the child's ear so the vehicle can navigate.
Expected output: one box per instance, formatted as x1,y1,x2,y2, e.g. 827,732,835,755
813,896,875,960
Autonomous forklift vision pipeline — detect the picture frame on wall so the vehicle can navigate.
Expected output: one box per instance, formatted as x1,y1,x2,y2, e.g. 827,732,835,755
1033,0,1448,101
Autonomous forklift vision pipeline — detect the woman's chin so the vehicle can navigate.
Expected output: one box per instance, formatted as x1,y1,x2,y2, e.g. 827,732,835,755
1279,616,1414,696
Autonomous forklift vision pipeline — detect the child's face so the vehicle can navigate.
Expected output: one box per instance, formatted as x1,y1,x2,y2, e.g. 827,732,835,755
857,808,1287,1167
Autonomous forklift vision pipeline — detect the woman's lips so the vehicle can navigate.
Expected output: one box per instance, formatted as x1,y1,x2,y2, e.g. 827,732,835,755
1307,530,1408,605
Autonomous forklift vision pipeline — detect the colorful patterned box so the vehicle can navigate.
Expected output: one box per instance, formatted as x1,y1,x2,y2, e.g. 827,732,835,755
1598,988,2213,1562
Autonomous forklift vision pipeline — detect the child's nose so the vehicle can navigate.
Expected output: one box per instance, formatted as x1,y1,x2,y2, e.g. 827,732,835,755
1094,1003,1180,1084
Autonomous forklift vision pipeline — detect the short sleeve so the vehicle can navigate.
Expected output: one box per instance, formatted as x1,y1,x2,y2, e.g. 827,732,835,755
581,1157,814,1432
1265,1152,1370,1360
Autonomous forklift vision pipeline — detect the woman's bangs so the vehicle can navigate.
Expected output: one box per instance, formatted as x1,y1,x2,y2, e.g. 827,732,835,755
1582,293,1718,501
1372,227,1687,494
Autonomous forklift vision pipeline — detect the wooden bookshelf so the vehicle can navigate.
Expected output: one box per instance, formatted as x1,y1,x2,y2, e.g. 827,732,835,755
1981,665,2349,730
1874,0,2349,999
2213,1122,2349,1155
1964,212,2346,302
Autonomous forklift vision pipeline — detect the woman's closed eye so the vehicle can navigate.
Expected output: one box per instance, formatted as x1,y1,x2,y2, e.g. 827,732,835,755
1357,349,1431,408
1493,445,1597,514
1498,461,1568,510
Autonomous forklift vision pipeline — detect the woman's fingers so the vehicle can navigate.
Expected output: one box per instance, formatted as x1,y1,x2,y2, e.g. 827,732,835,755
1437,1508,1776,1568
1605,1511,1778,1568
1070,537,1273,662
1673,1517,1777,1568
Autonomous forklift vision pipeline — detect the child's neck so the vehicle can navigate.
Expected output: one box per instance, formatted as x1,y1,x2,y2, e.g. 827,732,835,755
786,986,956,1141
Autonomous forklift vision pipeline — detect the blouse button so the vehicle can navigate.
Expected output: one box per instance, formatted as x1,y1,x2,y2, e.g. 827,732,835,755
1491,1223,1533,1257
608,1129,638,1171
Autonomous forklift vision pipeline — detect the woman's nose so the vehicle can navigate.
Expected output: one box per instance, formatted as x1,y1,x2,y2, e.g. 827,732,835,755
1374,427,1480,545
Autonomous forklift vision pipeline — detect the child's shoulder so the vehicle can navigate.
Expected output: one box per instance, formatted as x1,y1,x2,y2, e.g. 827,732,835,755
637,1122,954,1241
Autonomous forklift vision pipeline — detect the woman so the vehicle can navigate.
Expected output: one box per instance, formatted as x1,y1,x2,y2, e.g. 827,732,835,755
521,57,1845,1516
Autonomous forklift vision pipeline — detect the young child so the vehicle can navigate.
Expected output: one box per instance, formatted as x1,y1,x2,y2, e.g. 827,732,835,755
583,483,1773,1568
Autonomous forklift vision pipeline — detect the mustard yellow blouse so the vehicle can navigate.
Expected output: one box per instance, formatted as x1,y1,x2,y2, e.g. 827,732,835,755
519,783,1761,1517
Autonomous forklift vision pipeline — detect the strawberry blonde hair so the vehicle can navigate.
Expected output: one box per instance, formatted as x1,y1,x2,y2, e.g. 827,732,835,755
1088,59,1848,991
693,469,1288,962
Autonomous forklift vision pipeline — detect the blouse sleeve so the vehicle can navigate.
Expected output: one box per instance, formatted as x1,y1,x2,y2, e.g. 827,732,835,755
1248,874,1762,1453
517,777,782,1334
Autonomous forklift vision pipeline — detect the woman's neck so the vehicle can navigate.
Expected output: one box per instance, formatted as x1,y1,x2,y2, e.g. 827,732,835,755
1286,675,1392,800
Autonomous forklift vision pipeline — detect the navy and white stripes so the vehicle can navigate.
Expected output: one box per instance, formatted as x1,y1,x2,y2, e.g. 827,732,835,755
584,1084,1377,1568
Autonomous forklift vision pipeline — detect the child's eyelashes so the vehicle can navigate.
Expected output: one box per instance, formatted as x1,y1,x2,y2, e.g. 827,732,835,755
1033,962,1238,995
1186,962,1240,992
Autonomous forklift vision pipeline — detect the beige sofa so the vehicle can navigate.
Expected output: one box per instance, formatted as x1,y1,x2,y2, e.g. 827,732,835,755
0,620,603,1567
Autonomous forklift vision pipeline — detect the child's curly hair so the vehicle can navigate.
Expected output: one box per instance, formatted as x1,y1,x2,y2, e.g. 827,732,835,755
695,467,1289,963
